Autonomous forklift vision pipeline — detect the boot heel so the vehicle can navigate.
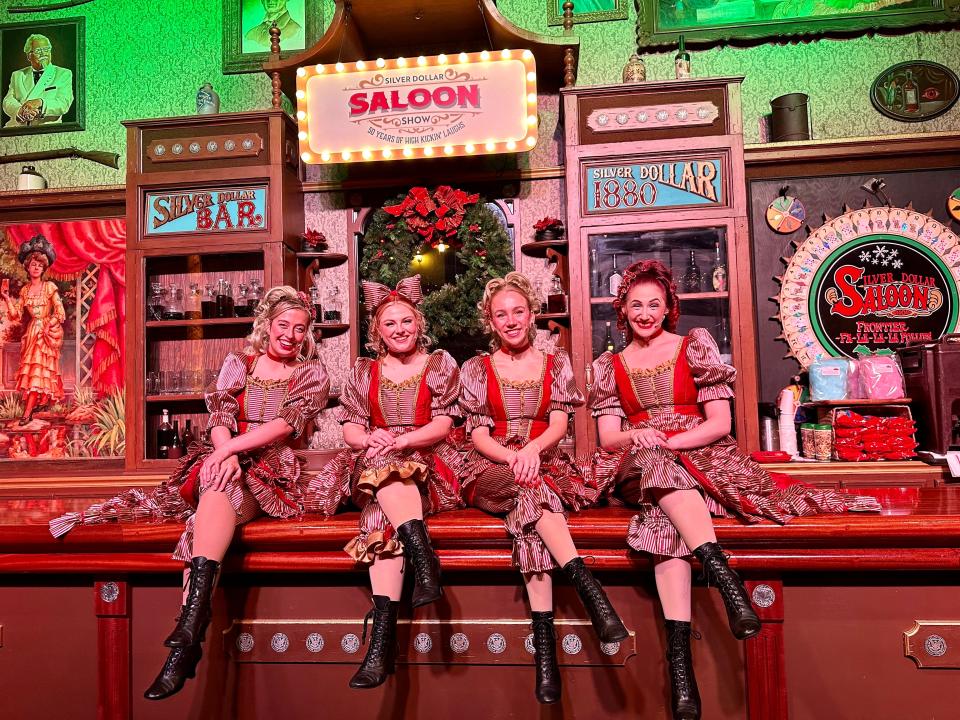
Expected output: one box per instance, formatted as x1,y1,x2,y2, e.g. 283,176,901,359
563,557,629,643
692,542,760,641
349,595,400,690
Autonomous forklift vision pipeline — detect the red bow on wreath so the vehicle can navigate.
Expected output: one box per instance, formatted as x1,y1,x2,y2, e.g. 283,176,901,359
384,185,480,245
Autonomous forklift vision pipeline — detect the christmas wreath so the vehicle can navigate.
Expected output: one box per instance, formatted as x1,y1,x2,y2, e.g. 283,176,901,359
359,186,513,341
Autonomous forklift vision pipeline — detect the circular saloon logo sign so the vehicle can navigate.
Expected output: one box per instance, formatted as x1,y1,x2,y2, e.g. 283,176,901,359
778,207,960,366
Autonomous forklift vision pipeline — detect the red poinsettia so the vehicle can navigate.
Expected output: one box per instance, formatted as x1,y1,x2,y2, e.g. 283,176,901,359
534,216,564,233
301,228,328,249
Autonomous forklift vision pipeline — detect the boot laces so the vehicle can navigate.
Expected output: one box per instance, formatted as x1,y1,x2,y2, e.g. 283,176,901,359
360,606,391,662
667,628,698,692
531,618,558,669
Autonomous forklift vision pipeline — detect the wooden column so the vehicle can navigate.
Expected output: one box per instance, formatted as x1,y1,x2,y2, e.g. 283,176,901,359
95,580,131,720
744,579,788,720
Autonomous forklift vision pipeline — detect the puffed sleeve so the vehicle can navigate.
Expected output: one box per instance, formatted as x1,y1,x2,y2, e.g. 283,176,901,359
334,358,373,428
205,352,249,433
687,327,736,403
548,349,584,413
589,352,625,418
459,356,494,433
427,350,462,420
47,282,65,323
278,359,331,439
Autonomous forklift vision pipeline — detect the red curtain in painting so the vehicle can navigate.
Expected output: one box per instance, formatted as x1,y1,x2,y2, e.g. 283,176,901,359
5,219,126,395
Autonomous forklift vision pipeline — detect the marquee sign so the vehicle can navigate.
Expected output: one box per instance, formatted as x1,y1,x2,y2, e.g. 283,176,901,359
295,50,538,163
777,206,960,366
583,158,724,214
144,186,268,236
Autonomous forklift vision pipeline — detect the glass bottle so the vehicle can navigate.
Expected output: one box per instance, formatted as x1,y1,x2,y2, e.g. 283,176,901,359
681,250,703,294
184,282,202,320
168,419,184,460
201,283,217,319
162,284,184,320
215,278,234,318
903,70,919,113
717,315,732,365
147,283,166,322
674,34,691,80
590,248,600,296
246,278,264,315
324,285,343,322
310,285,323,323
710,242,727,292
603,321,615,354
181,418,195,448
608,253,623,297
157,409,174,459
547,274,567,314
234,282,253,318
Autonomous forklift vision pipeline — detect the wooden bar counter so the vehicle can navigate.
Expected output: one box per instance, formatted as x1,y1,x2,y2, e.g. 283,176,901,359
1,486,958,720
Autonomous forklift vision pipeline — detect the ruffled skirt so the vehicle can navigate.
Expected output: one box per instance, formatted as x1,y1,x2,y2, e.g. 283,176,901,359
49,440,309,560
463,436,598,573
592,417,881,558
303,430,464,563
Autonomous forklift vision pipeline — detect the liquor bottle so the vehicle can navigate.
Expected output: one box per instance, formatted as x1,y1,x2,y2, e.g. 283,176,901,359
162,284,184,320
674,35,691,80
903,70,919,113
201,284,217,319
717,316,732,365
234,283,254,318
168,420,184,460
181,418,195,449
681,250,703,293
608,253,623,297
157,409,174,459
324,285,343,322
215,278,235,318
710,242,727,292
310,285,324,323
547,274,567,314
603,321,615,354
590,248,601,296
184,282,202,320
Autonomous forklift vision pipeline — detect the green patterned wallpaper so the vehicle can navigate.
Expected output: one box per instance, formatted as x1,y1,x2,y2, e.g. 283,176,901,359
0,0,957,190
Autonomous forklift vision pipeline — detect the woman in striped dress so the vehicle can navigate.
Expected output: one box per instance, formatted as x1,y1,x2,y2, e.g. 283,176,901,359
590,260,880,720
49,286,330,700
460,271,627,704
305,275,463,690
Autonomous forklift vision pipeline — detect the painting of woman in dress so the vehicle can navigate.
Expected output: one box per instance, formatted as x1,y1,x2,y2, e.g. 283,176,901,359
0,234,64,425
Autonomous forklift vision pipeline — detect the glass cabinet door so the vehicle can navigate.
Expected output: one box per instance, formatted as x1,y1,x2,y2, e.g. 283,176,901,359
587,227,731,362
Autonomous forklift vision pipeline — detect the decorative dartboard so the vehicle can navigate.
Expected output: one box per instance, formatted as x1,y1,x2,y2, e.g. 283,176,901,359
776,205,960,366
766,194,806,234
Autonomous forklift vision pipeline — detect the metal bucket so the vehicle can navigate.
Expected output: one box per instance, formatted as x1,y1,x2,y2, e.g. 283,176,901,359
770,93,811,141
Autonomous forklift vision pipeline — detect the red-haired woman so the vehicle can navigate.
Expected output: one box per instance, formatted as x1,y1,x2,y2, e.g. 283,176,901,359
590,260,879,720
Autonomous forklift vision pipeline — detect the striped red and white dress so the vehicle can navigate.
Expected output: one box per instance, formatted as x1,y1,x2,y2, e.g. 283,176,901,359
49,351,330,561
590,328,880,558
460,349,598,573
303,350,464,563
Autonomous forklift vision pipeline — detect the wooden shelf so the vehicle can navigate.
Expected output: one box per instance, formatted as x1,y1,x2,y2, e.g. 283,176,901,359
536,312,570,324
802,398,912,407
145,317,254,328
314,322,350,338
522,238,568,258
145,393,204,403
296,252,348,268
590,291,729,304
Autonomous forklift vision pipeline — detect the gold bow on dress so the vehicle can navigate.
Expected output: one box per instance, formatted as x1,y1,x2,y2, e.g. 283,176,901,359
362,275,424,313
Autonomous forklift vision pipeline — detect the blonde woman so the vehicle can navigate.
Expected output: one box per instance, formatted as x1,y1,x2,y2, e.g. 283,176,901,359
50,285,330,700
306,275,463,689
459,271,627,704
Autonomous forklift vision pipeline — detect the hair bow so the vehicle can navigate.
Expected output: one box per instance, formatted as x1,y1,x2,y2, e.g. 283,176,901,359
362,275,424,313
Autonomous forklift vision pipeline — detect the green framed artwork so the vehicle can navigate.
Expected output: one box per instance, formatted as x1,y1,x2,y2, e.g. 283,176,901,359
636,0,958,48
222,0,323,74
547,0,629,26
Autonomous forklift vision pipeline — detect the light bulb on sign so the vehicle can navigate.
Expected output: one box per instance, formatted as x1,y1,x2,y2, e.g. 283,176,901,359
501,49,511,59
297,67,306,77
295,89,305,99
465,143,475,154
417,56,427,66
335,62,345,72
527,71,536,82
362,149,373,160
522,49,533,59
423,146,434,156
444,145,454,155
506,140,517,151
438,54,448,64
458,52,468,63
320,151,331,162
382,149,392,159
527,93,537,104
298,131,307,140
342,150,352,160
296,110,306,120
526,136,536,147
403,148,413,158
480,50,490,61
527,115,538,126
376,58,386,68
300,152,311,162
315,64,324,73
397,57,407,67
356,60,366,71
485,141,495,151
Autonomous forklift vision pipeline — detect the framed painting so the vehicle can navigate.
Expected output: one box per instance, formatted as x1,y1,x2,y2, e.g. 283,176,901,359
0,218,126,465
871,60,960,122
222,0,324,74
636,0,958,48
547,0,629,26
0,17,84,137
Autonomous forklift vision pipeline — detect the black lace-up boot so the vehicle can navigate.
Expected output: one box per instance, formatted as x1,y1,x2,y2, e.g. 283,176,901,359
665,620,701,720
563,557,629,643
531,611,561,704
396,519,442,608
164,556,220,647
349,595,400,689
692,542,760,640
143,645,203,700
